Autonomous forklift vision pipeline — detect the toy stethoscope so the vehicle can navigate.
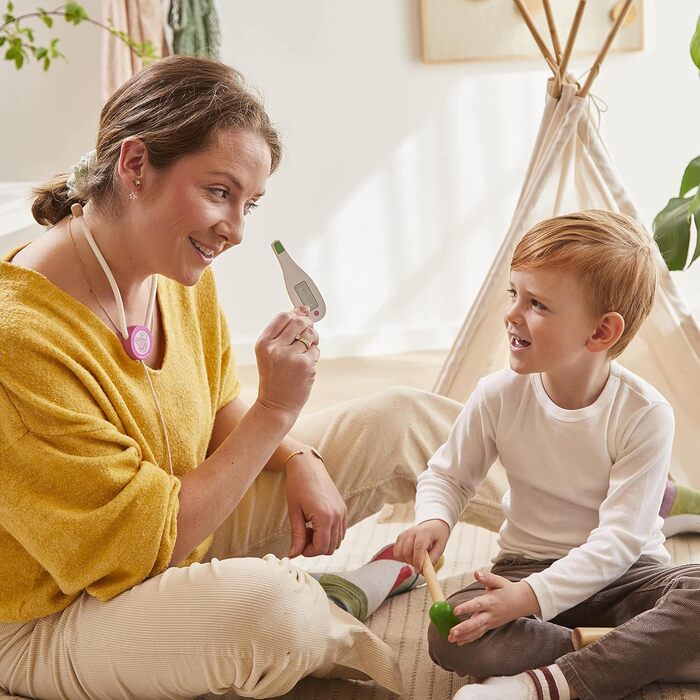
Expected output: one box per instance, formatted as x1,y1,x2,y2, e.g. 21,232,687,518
69,202,173,475
70,202,157,361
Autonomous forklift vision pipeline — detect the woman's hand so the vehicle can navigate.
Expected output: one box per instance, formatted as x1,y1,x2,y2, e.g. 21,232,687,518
394,518,450,571
285,452,347,558
448,574,541,645
254,307,320,423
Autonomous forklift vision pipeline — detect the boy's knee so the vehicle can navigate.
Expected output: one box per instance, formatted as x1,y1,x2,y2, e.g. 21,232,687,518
428,624,499,678
666,571,700,596
427,624,455,670
428,624,503,678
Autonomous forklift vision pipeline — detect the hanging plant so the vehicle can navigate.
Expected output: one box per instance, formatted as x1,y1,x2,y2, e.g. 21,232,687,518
1,1,158,71
652,16,700,271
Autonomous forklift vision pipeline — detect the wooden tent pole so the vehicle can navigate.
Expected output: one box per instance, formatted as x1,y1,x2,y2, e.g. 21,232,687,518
579,0,636,97
541,0,564,97
512,0,558,76
559,0,587,87
541,0,562,64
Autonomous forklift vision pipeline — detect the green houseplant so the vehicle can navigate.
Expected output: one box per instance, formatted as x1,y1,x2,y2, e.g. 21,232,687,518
652,16,700,271
1,1,157,71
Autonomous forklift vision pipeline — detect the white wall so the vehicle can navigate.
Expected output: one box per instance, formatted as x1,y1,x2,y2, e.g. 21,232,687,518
0,0,102,181
1,1,698,364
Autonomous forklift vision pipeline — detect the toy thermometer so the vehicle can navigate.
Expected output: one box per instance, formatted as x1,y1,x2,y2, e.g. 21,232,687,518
271,240,326,321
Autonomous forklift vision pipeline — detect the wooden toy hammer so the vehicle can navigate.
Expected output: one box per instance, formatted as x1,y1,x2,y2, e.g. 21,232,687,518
422,553,460,638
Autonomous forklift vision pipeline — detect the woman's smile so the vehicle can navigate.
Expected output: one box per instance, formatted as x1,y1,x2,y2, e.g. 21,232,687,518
189,236,216,263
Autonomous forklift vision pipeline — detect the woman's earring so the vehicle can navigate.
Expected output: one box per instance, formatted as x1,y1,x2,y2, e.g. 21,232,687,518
129,177,142,200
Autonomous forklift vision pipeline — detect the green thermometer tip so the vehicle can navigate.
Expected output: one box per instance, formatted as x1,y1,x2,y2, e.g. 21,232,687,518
429,601,460,638
272,240,285,254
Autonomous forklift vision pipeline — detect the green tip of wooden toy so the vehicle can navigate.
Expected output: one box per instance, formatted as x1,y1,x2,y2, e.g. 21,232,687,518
429,601,459,638
272,240,285,254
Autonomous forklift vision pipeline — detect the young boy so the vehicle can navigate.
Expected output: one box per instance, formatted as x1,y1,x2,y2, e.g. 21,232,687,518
395,210,700,700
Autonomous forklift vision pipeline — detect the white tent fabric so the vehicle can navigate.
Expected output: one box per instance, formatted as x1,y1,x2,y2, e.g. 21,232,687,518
433,80,700,488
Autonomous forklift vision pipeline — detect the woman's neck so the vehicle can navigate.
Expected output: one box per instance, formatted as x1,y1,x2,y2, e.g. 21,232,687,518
80,202,153,307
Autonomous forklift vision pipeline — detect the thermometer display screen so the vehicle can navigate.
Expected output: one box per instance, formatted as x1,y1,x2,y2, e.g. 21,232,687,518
294,281,319,310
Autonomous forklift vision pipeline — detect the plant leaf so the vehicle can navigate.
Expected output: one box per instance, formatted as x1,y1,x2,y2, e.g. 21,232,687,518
653,196,693,271
679,155,700,197
64,1,88,25
689,187,700,217
691,15,700,71
692,209,700,265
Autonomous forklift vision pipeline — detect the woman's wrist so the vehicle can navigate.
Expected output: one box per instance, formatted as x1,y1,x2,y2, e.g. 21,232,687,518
250,397,297,435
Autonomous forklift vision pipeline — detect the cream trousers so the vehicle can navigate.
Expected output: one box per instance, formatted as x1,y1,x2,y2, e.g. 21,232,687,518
0,387,479,700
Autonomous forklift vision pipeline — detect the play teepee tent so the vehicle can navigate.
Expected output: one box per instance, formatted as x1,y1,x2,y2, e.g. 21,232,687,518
434,0,700,488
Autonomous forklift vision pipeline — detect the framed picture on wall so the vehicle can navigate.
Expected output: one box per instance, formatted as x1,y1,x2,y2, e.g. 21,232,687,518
420,0,645,64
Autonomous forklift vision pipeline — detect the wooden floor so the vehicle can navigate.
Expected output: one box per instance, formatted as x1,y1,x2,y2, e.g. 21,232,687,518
236,350,448,412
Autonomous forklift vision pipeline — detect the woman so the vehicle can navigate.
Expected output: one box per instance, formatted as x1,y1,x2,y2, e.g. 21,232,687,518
0,56,467,698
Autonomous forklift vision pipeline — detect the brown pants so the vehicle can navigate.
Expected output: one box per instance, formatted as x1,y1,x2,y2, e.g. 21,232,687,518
428,555,700,700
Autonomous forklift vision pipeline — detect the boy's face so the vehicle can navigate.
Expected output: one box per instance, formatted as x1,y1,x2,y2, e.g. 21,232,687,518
504,267,600,376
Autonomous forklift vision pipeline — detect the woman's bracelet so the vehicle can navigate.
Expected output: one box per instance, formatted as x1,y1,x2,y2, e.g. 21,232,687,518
282,447,324,469
283,450,304,469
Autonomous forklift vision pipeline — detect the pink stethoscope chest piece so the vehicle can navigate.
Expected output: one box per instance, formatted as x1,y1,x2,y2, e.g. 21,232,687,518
121,325,153,361
70,203,157,363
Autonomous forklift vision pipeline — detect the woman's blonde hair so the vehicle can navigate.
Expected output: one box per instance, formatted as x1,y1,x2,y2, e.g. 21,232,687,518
32,55,282,226
511,210,657,359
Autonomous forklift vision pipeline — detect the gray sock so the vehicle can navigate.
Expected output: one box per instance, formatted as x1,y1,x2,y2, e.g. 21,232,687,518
312,559,418,620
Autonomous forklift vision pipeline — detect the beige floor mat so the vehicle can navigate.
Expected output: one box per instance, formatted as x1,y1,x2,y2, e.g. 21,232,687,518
204,507,700,700
3,512,698,699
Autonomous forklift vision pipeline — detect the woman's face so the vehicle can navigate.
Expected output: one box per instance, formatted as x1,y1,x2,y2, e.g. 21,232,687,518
140,128,272,286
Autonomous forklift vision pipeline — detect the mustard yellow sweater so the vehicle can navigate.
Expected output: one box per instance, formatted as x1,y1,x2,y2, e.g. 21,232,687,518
0,248,239,622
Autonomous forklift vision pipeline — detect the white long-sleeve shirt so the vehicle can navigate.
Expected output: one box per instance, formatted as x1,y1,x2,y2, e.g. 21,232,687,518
415,363,674,621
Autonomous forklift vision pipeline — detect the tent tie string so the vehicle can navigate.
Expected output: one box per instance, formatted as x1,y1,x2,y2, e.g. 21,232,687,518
578,88,608,151
587,92,608,132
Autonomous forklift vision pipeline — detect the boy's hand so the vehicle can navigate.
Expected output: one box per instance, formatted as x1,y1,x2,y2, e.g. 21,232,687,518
395,519,450,571
448,571,541,645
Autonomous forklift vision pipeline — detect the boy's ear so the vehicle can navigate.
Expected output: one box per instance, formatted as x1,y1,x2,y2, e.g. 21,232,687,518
587,312,625,354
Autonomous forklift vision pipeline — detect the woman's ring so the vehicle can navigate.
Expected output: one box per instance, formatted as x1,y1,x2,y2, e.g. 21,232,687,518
294,333,312,350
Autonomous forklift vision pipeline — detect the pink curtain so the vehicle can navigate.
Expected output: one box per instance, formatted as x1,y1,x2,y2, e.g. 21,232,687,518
101,0,168,100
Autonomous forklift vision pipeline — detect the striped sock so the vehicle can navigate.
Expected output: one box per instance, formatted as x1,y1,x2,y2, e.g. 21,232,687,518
311,543,421,620
453,664,571,700
524,664,571,700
